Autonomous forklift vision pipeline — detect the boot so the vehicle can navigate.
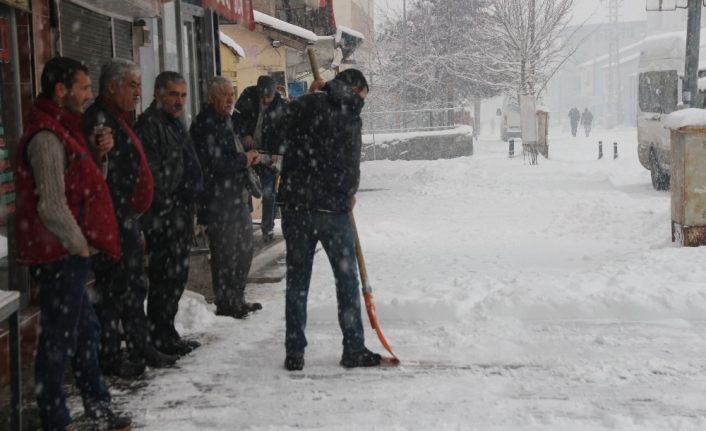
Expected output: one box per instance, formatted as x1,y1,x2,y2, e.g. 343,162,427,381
139,344,178,368
284,356,305,371
232,301,262,319
157,337,201,356
85,406,132,430
340,347,382,368
101,351,145,379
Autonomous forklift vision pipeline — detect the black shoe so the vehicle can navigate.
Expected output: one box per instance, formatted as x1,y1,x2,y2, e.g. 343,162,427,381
262,231,274,243
231,302,263,319
284,356,304,371
340,347,382,368
101,355,145,379
85,407,132,430
158,338,201,356
141,344,178,368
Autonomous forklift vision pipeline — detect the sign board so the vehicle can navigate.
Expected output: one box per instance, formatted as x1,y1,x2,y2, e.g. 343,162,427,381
202,0,255,30
645,0,693,11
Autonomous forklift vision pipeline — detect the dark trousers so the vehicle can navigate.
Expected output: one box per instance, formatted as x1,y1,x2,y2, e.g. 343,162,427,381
93,217,150,361
32,256,111,430
570,121,578,137
144,203,194,346
282,208,365,357
258,166,278,235
207,204,253,312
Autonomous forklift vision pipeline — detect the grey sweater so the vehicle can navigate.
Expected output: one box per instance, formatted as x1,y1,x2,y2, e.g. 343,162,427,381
27,131,88,255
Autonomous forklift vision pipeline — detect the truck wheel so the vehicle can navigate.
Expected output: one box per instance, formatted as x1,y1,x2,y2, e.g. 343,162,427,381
650,151,670,191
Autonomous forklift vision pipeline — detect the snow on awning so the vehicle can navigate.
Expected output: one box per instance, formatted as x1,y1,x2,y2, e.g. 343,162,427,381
219,31,246,58
663,108,706,130
335,25,365,60
253,10,318,50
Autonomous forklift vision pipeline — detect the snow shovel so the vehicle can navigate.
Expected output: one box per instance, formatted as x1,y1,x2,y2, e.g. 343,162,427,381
351,213,400,365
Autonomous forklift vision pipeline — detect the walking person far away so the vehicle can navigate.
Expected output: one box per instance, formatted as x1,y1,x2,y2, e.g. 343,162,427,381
568,106,580,137
136,71,203,357
276,69,383,371
581,107,594,137
84,59,178,379
191,76,263,319
15,56,131,431
234,75,287,243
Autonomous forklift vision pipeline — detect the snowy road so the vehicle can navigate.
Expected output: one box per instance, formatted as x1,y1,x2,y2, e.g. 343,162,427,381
112,128,706,430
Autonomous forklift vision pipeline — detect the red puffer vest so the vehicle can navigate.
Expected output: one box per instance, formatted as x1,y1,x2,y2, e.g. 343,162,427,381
15,95,120,265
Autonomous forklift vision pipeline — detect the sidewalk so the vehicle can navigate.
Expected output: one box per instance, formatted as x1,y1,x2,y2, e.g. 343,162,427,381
185,221,286,304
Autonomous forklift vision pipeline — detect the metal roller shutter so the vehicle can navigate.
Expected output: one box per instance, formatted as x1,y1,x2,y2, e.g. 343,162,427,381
60,1,133,94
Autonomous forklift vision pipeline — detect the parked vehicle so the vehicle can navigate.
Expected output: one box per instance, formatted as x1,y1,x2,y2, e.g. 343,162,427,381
637,29,706,190
497,96,521,141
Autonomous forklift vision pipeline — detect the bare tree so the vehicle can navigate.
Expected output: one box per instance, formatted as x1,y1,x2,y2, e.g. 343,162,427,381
477,0,577,98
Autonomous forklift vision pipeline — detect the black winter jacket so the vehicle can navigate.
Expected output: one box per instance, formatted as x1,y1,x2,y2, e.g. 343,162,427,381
135,101,203,216
190,105,249,225
277,79,364,213
233,86,287,153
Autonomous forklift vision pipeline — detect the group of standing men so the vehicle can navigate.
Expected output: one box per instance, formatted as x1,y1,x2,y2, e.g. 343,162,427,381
17,55,381,431
568,106,594,137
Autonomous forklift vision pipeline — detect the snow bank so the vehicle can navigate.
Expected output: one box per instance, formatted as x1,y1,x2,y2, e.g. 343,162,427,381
362,125,473,145
663,108,706,130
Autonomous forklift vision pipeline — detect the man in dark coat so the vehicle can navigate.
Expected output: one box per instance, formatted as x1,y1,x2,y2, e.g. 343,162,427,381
136,71,203,357
16,56,131,431
234,75,287,242
191,76,262,319
581,108,594,137
83,59,177,377
568,106,581,137
277,69,382,371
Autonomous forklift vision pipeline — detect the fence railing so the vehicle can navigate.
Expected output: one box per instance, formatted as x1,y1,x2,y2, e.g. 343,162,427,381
361,106,473,135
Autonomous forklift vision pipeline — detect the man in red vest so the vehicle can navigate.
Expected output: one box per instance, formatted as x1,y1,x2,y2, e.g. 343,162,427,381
15,57,131,430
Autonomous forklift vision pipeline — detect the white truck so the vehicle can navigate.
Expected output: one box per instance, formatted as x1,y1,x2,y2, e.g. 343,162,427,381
637,25,706,190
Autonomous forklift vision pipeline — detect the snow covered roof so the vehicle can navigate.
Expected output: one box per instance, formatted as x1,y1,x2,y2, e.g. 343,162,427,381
336,25,364,44
219,31,245,58
578,39,643,68
253,10,318,43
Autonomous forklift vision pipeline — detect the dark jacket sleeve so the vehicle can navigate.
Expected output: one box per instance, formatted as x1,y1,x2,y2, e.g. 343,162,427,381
233,86,260,138
190,115,247,179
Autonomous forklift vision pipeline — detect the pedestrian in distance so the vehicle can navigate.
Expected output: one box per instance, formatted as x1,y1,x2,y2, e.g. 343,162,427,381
191,76,263,319
581,108,594,137
234,75,287,243
277,69,382,371
135,71,203,357
568,106,581,137
15,56,131,431
84,59,178,378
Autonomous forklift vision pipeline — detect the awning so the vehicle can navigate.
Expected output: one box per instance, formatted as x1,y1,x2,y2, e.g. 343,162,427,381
69,0,161,18
253,10,318,51
336,25,364,60
219,31,246,58
0,0,30,12
203,0,255,30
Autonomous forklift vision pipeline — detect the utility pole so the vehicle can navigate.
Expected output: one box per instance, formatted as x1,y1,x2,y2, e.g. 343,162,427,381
402,0,407,130
606,0,623,127
684,0,701,107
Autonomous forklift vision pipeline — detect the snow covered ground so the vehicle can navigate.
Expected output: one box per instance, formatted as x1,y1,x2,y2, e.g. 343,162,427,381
111,127,706,430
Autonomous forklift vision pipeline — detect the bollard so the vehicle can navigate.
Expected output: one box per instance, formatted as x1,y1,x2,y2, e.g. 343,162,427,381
509,139,514,158
613,142,618,159
598,141,603,159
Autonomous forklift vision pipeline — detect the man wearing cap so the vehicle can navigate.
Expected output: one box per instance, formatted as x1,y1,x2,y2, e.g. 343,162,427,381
234,75,287,243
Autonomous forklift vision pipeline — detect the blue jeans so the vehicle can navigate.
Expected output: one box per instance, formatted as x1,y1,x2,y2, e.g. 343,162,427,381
31,255,111,430
282,208,365,357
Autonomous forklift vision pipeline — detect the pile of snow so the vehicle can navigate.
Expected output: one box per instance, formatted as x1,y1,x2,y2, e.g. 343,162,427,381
663,108,706,130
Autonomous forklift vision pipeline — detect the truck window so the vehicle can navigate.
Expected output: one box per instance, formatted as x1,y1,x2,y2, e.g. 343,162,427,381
639,71,678,114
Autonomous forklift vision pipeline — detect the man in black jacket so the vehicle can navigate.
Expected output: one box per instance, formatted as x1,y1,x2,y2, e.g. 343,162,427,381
277,69,381,371
191,76,262,319
84,59,178,377
234,75,287,243
136,71,203,357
